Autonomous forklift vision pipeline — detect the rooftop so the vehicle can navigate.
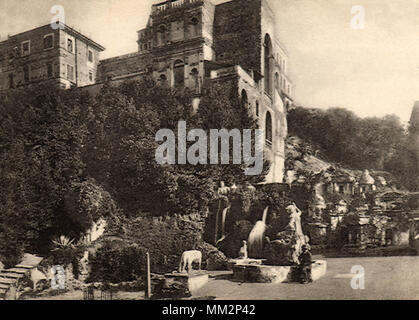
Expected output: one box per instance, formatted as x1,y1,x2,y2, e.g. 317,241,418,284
0,23,105,52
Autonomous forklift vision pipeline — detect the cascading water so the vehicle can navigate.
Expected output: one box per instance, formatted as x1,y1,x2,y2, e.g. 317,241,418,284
221,206,229,238
248,206,269,258
215,206,230,245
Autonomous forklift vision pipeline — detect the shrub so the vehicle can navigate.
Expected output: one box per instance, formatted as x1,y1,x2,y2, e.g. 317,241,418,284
87,242,146,283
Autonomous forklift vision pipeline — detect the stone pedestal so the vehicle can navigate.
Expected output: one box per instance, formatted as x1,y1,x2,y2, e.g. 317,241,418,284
163,271,209,296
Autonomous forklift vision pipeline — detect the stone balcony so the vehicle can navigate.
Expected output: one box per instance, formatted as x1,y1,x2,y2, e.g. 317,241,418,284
152,0,204,15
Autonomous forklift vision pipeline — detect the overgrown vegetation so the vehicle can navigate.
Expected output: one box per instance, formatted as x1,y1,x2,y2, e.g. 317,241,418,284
0,78,265,265
288,106,418,190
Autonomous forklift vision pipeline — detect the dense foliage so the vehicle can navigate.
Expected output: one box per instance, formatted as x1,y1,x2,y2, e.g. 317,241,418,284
0,79,266,264
288,106,418,190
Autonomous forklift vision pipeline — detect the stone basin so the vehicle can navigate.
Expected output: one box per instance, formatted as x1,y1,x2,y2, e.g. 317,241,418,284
227,258,265,270
232,260,327,284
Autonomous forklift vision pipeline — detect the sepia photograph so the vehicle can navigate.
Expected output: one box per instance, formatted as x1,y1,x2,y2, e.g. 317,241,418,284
0,0,418,306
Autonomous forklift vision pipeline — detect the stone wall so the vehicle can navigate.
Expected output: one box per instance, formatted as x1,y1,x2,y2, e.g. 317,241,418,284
97,52,151,82
0,24,104,90
213,0,262,75
0,25,61,90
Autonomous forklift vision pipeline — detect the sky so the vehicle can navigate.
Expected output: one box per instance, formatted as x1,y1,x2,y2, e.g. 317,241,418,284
1,0,418,123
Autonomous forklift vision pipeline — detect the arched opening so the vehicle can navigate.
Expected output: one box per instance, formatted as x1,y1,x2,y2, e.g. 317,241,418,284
264,34,273,96
174,60,185,87
265,111,272,145
190,68,199,93
241,89,248,108
274,72,280,91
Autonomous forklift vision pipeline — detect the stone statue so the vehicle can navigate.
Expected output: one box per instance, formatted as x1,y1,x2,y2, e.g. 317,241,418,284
178,250,202,273
239,240,248,259
263,203,308,266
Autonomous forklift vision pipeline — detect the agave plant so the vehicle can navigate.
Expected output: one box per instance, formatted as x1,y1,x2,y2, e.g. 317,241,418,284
51,236,79,266
52,235,76,249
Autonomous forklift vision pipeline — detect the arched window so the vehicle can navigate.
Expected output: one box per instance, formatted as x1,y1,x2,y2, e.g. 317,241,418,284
241,89,248,108
265,111,272,144
274,72,279,91
264,34,272,95
190,68,199,93
174,60,185,87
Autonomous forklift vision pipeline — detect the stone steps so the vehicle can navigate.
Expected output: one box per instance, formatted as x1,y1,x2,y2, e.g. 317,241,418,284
0,254,43,300
0,283,9,289
7,268,30,275
0,277,16,285
0,272,25,280
15,265,35,270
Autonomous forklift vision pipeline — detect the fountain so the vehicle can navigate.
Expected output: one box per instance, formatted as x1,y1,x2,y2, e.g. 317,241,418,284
232,203,327,284
248,206,269,258
216,206,230,245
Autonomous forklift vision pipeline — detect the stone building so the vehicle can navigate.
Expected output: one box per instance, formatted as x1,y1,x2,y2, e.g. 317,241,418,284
97,0,293,183
358,169,376,194
0,23,105,90
0,0,292,183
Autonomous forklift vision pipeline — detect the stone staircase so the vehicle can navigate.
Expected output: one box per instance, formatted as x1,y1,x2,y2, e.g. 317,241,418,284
0,254,43,300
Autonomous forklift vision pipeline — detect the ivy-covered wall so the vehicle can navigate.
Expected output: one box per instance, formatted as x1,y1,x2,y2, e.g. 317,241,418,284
213,0,262,75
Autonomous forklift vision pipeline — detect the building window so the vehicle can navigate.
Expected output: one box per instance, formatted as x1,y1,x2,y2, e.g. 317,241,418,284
89,71,93,82
190,17,199,37
88,49,93,63
241,89,248,108
47,63,53,78
264,34,272,95
67,64,74,81
265,111,273,145
256,101,259,117
23,65,30,82
339,185,345,194
274,72,279,91
67,38,74,53
44,34,54,50
190,68,199,93
173,60,184,87
158,25,167,46
21,40,30,56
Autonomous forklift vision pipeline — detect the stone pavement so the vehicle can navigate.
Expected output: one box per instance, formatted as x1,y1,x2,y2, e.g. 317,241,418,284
193,256,419,300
